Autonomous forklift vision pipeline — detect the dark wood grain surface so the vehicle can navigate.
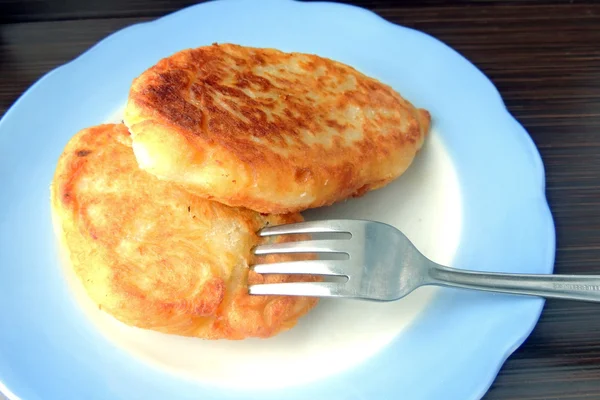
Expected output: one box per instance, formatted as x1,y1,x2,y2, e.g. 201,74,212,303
1,1,600,399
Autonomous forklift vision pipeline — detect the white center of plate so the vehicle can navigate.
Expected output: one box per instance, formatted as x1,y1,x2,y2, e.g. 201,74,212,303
67,114,462,389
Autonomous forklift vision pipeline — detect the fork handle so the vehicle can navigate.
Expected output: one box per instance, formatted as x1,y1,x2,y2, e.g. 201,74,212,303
428,265,600,302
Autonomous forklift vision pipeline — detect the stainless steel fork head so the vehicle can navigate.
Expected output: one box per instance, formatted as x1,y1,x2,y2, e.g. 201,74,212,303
249,219,435,301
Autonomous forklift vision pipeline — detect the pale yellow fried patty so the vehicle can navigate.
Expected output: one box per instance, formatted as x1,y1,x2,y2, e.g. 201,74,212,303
124,43,431,214
50,123,318,339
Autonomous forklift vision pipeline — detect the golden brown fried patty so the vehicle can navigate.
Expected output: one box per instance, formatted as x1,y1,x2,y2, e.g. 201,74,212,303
50,123,318,339
124,43,431,214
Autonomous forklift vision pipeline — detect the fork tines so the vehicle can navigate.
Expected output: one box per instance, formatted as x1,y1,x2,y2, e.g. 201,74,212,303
249,220,365,297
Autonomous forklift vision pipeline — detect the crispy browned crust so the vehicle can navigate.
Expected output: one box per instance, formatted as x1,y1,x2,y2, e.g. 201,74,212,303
50,124,318,339
124,43,431,214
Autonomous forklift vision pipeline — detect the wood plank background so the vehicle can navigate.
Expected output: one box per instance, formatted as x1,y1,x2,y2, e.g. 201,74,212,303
1,1,600,399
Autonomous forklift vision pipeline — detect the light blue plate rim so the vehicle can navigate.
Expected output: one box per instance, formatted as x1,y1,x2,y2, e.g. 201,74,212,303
0,1,555,399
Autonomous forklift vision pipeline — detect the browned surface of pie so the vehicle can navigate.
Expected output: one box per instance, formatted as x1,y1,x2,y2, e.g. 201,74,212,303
50,123,318,339
124,43,430,214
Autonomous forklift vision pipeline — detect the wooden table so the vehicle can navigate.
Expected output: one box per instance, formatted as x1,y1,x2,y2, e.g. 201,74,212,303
1,1,599,399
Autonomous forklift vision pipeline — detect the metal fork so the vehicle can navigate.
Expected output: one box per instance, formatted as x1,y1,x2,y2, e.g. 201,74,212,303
249,219,600,302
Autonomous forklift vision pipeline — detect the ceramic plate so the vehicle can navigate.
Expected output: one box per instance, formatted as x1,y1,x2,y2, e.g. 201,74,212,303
0,1,555,399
